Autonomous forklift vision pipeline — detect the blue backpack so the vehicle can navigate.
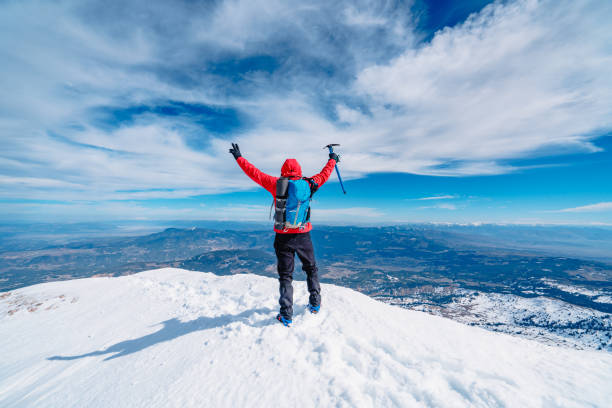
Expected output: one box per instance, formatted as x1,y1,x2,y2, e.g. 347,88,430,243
274,177,318,230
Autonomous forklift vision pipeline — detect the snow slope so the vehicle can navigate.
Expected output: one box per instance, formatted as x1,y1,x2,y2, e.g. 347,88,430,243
1,268,611,408
390,288,612,351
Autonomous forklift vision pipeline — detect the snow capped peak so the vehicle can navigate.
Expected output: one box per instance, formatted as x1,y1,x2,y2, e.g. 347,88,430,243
1,268,611,407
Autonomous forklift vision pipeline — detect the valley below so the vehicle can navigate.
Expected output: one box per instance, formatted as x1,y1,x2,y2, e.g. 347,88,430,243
1,223,611,351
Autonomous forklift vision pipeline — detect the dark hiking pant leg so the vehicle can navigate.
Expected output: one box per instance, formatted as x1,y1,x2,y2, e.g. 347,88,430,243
295,233,321,308
274,235,294,319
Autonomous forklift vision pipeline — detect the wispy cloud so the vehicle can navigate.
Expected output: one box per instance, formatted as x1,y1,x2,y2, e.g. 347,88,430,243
314,207,385,220
418,203,458,210
0,0,610,215
0,199,384,223
0,0,417,203
414,195,457,201
356,0,612,175
554,202,612,213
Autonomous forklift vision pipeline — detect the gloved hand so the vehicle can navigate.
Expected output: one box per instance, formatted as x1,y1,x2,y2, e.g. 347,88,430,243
329,152,340,163
229,143,242,160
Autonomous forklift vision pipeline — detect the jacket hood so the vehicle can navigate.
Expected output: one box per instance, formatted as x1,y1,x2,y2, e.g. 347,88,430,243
281,159,302,178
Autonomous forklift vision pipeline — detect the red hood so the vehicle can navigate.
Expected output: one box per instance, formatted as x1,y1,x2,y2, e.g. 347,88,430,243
281,158,302,178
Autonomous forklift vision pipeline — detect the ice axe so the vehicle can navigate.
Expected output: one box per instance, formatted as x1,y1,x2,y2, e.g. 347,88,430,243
324,144,347,194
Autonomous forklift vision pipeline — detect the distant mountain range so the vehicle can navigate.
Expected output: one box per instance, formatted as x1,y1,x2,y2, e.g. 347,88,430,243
1,224,611,350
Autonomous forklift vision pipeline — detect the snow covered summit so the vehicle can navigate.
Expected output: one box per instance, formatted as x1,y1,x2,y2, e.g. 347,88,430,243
1,268,611,407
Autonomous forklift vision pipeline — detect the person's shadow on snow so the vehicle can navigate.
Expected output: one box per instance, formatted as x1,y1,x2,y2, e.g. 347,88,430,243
48,307,274,361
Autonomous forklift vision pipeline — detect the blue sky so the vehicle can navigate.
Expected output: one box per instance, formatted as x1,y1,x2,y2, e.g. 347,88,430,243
1,0,611,225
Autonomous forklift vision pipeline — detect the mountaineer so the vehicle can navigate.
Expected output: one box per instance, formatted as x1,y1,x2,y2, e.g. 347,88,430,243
230,143,338,326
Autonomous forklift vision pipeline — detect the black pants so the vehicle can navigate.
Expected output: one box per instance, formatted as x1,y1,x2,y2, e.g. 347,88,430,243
274,232,321,320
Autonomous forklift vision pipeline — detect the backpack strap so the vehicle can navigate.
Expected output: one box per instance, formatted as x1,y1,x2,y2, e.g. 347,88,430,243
303,177,319,197
302,177,318,223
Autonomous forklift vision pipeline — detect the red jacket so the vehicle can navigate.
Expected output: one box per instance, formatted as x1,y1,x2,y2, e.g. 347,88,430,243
237,157,336,233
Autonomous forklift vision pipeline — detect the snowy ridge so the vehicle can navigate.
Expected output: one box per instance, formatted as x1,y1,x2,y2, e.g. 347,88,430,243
1,268,611,407
541,278,612,304
385,288,612,351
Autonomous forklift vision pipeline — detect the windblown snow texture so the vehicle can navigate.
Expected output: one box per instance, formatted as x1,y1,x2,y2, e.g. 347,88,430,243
1,268,611,407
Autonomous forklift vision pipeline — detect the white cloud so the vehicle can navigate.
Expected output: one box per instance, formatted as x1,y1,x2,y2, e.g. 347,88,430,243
0,176,84,189
228,0,612,180
0,0,416,204
355,0,612,175
415,195,457,201
0,0,610,212
313,207,385,220
418,203,458,210
0,201,202,222
336,104,366,124
555,202,612,213
0,198,383,224
343,6,388,27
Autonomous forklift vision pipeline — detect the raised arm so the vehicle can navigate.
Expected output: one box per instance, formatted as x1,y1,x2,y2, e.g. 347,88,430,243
236,157,278,194
230,143,277,194
309,158,336,188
